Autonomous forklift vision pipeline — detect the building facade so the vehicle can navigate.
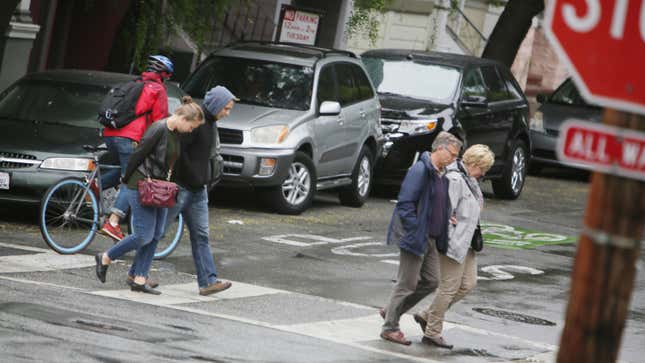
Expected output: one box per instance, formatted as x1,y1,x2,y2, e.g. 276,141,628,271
0,0,567,96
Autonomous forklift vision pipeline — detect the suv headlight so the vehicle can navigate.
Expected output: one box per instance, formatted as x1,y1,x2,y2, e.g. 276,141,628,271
250,125,290,144
529,111,545,133
397,119,438,135
40,158,94,171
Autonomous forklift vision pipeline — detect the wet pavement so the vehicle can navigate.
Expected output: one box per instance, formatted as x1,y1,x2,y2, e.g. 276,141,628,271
0,167,643,362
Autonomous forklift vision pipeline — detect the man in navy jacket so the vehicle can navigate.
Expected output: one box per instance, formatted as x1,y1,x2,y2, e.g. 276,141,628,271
380,131,462,346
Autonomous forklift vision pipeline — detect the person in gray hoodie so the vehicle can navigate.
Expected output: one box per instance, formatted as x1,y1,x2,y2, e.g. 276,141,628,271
419,144,494,349
380,131,462,346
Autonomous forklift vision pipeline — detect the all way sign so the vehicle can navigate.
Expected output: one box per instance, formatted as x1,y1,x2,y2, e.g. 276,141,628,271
557,120,645,181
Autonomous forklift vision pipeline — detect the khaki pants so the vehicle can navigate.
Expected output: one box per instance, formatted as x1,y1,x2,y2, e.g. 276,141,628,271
382,239,439,333
422,249,477,338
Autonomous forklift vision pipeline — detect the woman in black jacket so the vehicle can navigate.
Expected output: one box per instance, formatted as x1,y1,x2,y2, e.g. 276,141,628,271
94,96,204,294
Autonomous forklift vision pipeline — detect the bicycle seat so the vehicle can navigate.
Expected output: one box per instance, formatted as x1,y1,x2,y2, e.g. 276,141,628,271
83,144,108,153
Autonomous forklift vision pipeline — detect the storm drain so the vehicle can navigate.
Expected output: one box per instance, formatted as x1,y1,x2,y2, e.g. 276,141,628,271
472,308,556,326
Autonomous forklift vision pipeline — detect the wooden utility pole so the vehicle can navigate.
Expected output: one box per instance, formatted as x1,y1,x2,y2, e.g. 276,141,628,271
557,110,645,362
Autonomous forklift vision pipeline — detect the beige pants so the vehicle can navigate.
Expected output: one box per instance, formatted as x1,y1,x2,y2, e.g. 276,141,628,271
421,249,477,338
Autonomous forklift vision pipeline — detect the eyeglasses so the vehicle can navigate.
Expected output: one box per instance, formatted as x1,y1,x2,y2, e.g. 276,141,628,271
444,147,459,159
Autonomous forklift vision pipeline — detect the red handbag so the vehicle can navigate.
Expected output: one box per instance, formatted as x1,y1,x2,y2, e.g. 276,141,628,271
137,154,178,208
137,178,178,208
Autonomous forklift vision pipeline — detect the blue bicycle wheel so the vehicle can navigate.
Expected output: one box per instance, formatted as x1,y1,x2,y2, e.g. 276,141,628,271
128,212,184,260
39,177,99,254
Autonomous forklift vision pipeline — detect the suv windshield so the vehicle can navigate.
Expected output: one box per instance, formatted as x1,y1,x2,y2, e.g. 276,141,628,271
0,80,108,127
362,57,460,103
183,56,314,111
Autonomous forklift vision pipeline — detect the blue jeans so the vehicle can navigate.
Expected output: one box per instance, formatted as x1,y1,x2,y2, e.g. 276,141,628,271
164,186,218,288
101,136,135,218
107,187,167,277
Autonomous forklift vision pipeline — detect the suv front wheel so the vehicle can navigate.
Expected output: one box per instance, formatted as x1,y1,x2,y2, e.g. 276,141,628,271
492,140,527,199
266,151,316,215
339,147,373,207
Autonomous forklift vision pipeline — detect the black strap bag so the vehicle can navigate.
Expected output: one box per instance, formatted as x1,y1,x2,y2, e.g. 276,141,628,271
471,224,483,252
98,78,150,129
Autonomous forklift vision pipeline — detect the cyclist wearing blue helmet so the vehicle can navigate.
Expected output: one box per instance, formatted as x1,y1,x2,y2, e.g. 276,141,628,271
147,55,174,79
100,55,174,268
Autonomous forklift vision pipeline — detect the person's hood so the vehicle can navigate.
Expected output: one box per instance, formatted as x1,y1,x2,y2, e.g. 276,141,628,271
447,160,480,194
419,151,437,174
141,71,164,83
446,160,461,174
215,103,307,130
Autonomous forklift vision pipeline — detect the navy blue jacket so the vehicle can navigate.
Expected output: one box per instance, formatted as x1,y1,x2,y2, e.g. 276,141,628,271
386,151,450,256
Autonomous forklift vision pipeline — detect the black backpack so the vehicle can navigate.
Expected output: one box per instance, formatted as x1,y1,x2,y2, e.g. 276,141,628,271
97,78,150,129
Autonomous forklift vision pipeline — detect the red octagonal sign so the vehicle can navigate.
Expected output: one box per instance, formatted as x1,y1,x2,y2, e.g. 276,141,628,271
545,0,645,115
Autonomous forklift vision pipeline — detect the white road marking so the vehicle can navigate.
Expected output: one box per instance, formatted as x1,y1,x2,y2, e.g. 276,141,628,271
331,242,398,257
88,281,287,305
0,275,85,291
275,313,422,343
0,242,95,273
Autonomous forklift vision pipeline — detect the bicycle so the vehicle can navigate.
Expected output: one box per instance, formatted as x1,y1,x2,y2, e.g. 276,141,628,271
39,145,184,259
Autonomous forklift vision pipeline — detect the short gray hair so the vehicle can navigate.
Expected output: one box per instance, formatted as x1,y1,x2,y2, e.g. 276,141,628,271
432,131,463,151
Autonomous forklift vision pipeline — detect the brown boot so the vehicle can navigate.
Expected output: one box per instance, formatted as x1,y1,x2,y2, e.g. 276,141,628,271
199,280,232,296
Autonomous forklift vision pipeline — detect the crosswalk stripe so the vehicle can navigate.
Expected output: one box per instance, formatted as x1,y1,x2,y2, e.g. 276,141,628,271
88,281,287,305
0,242,95,273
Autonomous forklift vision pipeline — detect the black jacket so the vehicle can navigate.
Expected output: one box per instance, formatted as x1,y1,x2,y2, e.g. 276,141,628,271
173,106,223,191
123,119,175,182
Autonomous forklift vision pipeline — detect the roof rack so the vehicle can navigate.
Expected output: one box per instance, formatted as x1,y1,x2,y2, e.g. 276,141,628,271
225,40,357,59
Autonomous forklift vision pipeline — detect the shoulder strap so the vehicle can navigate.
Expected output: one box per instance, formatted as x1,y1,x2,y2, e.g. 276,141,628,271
453,162,479,197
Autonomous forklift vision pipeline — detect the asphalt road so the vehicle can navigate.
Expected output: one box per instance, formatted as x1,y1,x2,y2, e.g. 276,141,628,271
0,167,643,363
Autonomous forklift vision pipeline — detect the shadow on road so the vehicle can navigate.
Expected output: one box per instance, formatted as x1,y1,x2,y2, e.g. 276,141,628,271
0,203,38,224
529,165,591,182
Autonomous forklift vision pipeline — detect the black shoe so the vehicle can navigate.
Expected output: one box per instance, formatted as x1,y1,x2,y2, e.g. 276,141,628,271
422,335,453,349
130,282,161,295
413,313,427,333
126,276,159,289
95,253,108,283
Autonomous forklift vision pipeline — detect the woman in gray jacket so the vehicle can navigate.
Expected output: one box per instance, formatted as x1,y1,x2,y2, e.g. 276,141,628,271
419,144,494,349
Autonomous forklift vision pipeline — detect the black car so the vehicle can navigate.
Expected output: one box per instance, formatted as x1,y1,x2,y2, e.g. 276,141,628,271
361,49,531,199
529,78,602,172
0,70,185,205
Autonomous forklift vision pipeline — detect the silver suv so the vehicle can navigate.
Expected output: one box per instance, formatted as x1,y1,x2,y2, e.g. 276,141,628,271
182,42,383,214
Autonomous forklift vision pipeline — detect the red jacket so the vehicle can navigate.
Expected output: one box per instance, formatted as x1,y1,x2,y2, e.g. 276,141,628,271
102,72,169,142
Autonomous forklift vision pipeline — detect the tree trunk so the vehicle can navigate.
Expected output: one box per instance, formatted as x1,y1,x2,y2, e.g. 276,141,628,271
481,0,544,67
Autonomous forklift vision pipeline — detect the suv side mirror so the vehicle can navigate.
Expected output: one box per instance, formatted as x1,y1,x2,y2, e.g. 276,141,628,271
462,95,488,108
319,101,341,116
536,94,547,103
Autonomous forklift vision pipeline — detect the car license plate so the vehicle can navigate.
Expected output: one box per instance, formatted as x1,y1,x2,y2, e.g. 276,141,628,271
0,172,9,190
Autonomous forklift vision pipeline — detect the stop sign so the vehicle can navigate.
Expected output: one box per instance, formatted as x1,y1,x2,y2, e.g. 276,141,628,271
545,0,645,115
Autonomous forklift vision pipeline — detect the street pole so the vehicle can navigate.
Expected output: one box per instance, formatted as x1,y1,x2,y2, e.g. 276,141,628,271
557,109,645,363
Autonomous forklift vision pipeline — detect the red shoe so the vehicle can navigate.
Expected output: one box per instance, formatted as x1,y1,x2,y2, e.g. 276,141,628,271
100,221,124,241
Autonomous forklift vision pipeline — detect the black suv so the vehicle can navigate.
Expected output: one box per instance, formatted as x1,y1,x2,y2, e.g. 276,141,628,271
362,49,531,199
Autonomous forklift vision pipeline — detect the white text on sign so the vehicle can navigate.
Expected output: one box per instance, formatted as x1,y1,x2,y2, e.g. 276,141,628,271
557,120,645,180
